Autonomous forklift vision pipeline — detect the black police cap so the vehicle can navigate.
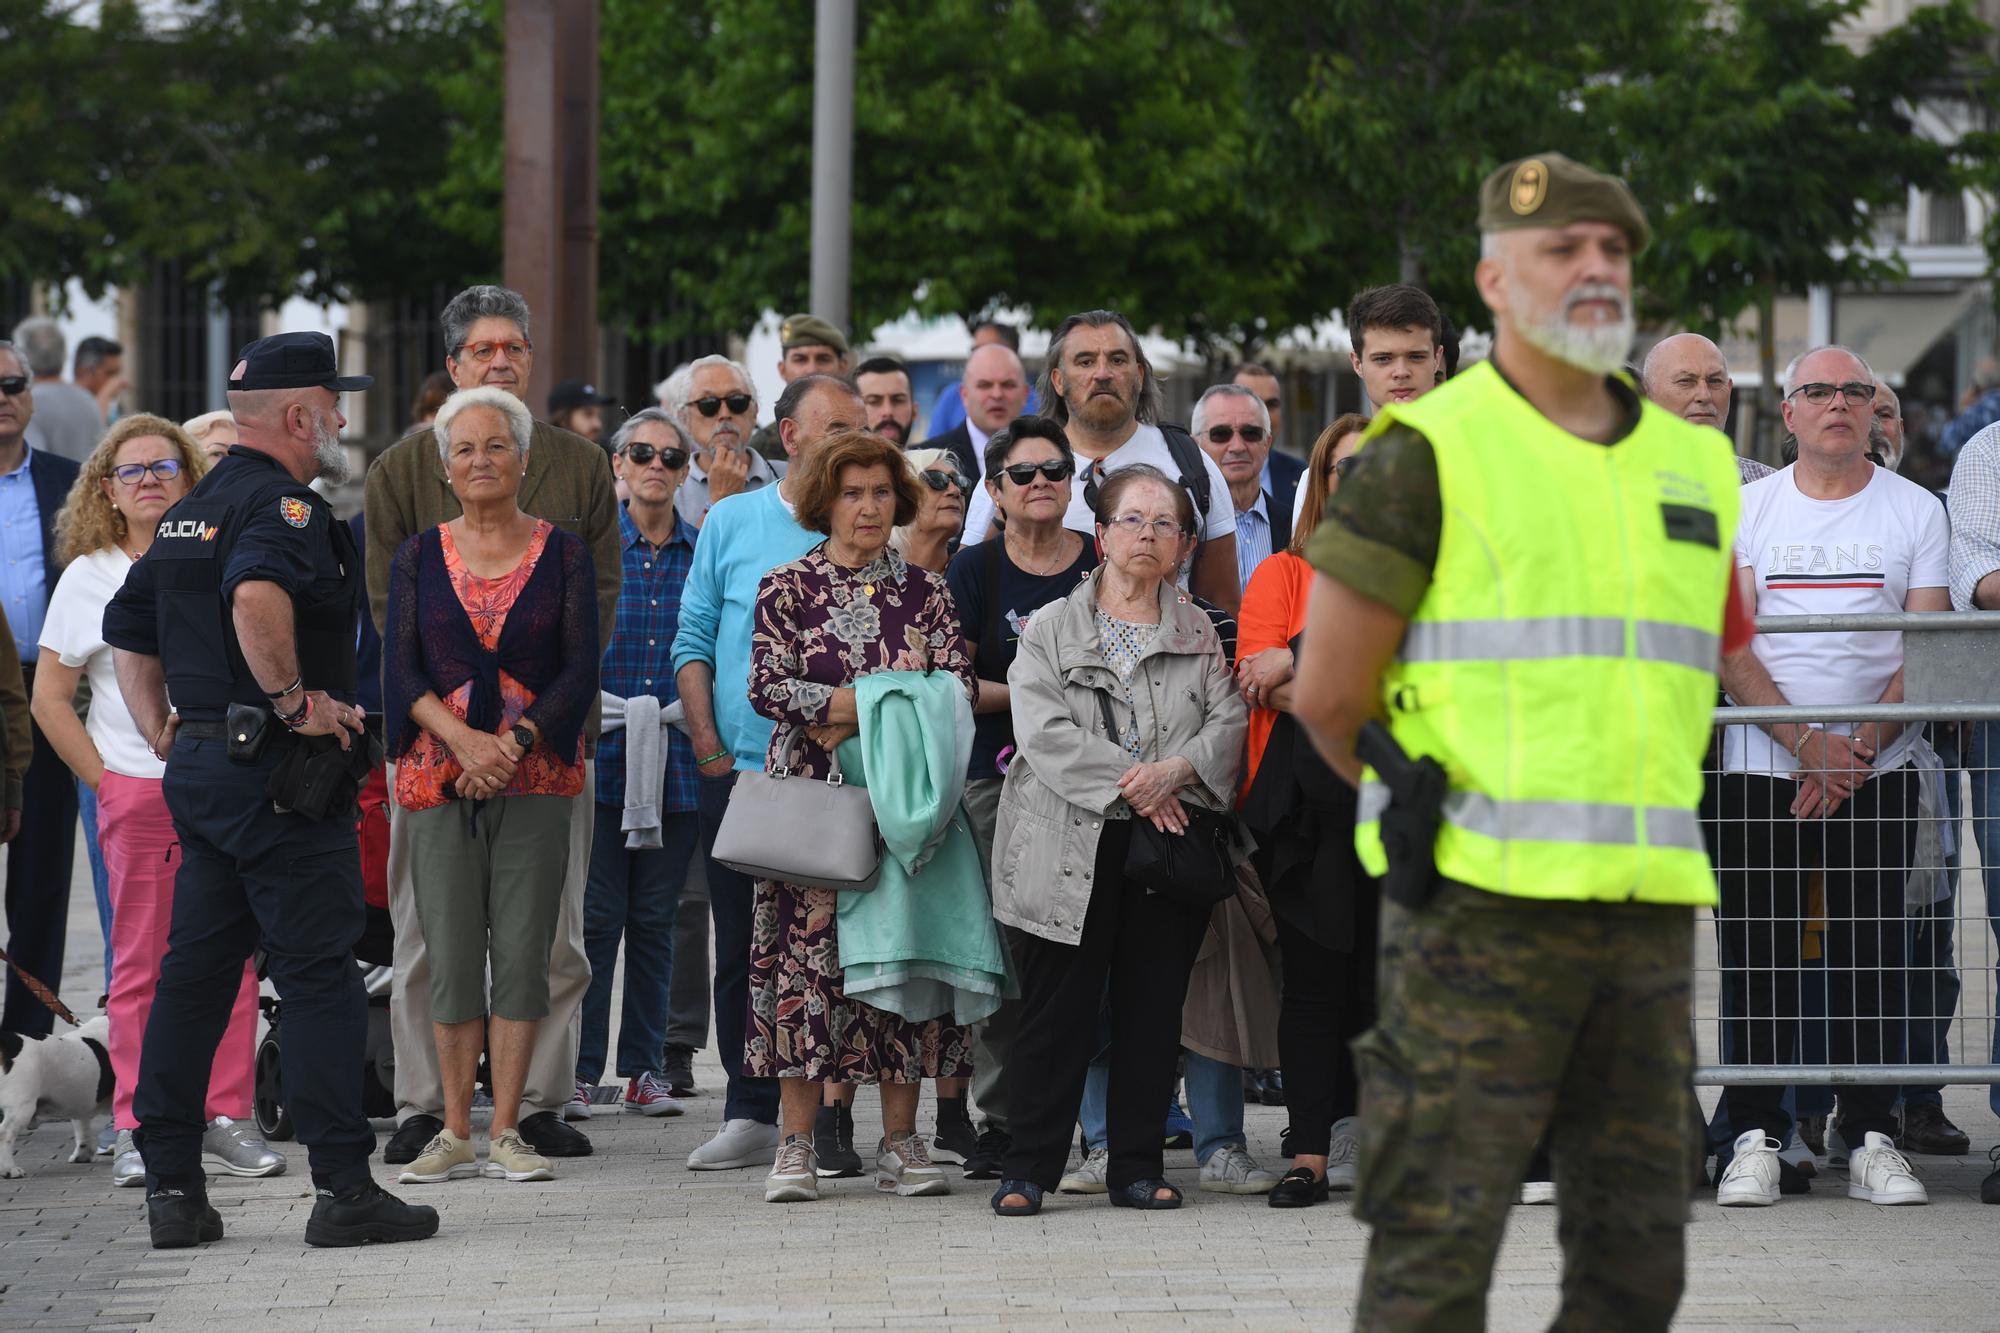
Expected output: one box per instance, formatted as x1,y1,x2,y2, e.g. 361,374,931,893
228,332,374,393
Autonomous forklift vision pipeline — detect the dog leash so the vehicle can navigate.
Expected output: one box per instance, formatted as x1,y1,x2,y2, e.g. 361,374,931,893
0,947,79,1026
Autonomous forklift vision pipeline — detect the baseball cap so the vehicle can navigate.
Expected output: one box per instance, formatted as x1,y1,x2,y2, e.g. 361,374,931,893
548,379,614,413
228,332,374,393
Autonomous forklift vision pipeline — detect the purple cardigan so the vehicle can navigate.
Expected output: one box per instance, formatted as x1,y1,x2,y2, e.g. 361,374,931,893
384,524,599,765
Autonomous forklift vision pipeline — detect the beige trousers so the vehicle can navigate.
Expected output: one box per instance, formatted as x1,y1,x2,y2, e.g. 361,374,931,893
387,761,594,1122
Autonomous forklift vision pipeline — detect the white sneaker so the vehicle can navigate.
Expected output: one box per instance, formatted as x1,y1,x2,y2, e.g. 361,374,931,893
1716,1129,1782,1207
1058,1145,1110,1194
1199,1143,1279,1194
765,1135,819,1202
1777,1127,1817,1178
1847,1130,1927,1205
1326,1116,1359,1191
1516,1179,1557,1206
688,1118,781,1171
110,1130,145,1189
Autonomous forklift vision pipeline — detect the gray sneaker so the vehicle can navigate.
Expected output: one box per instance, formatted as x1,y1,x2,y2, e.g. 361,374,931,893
111,1130,145,1189
766,1135,820,1202
874,1131,949,1197
202,1116,286,1178
95,1122,117,1157
1199,1143,1279,1194
1059,1146,1111,1194
1326,1116,1360,1191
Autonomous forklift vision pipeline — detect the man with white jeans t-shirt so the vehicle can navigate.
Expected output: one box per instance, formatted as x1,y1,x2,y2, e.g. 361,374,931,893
1712,345,1949,1209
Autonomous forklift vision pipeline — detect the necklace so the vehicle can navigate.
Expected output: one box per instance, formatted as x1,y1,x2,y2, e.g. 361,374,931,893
1006,531,1074,577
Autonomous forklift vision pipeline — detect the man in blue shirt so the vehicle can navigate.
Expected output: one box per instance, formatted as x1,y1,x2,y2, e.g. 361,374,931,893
1193,383,1292,593
0,339,81,1037
670,373,864,1172
579,410,701,1117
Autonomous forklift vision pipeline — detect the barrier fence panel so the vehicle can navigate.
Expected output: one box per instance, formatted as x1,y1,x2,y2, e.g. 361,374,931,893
1692,612,2000,1088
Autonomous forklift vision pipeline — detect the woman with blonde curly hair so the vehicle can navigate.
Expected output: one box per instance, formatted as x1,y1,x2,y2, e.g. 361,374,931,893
31,415,285,1187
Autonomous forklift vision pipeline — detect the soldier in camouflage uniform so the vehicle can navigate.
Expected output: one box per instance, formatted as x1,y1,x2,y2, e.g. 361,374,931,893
747,313,849,462
1293,153,1745,1331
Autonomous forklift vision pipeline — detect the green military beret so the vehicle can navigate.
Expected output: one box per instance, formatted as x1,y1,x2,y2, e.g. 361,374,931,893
1477,152,1650,253
778,313,850,356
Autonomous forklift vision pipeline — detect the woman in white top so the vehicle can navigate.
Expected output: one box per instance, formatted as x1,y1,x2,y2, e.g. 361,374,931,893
31,415,283,1186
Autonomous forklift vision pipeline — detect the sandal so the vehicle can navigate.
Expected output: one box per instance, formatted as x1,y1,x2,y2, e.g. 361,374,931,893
1109,1178,1183,1210
991,1179,1044,1216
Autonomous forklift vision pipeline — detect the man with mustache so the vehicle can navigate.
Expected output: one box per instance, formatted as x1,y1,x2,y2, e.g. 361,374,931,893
665,354,779,531
855,355,917,447
1293,154,1745,1329
364,285,622,1167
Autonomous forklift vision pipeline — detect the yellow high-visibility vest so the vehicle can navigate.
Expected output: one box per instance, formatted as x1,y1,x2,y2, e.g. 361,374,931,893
1354,361,1739,905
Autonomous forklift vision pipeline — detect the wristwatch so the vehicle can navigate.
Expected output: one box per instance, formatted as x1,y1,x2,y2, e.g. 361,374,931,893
510,723,535,752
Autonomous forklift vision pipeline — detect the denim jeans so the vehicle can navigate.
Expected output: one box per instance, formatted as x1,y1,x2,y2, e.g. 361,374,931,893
1080,1049,1241,1164
1967,720,2000,1118
77,776,112,994
578,803,698,1084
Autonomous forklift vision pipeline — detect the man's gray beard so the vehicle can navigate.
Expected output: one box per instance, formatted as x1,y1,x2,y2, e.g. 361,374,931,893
311,413,351,484
1512,282,1635,377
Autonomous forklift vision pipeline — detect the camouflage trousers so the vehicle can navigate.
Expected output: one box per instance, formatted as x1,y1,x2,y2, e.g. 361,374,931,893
1353,882,1697,1333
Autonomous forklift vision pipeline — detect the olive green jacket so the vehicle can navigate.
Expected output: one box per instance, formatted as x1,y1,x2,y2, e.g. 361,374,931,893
362,417,621,745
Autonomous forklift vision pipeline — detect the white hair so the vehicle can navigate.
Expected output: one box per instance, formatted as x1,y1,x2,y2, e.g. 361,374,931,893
433,385,533,462
1781,344,1875,397
182,410,235,442
659,354,757,422
1190,383,1271,438
890,447,956,557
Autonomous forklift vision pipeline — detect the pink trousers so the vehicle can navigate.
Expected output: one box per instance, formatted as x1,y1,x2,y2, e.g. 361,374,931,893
98,771,259,1129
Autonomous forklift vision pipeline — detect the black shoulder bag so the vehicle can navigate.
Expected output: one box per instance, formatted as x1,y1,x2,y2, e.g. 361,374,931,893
1095,690,1235,907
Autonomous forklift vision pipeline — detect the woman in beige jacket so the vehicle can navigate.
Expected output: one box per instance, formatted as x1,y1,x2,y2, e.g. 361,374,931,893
988,465,1247,1215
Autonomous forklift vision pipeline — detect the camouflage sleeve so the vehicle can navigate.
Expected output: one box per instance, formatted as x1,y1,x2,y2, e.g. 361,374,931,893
1301,423,1440,617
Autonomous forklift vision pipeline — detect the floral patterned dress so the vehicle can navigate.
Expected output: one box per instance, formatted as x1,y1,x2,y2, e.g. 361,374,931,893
744,544,978,1083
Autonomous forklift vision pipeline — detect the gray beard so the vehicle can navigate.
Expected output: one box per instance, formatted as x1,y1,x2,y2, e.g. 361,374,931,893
1511,282,1635,377
311,414,351,484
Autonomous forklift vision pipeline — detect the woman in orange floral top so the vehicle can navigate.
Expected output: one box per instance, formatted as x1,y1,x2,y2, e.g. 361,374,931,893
383,387,599,1187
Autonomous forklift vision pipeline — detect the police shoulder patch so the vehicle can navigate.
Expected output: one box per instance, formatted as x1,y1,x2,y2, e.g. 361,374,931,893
279,496,312,529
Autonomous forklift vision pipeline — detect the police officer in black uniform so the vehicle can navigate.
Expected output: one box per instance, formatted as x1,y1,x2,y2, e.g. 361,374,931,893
105,333,438,1250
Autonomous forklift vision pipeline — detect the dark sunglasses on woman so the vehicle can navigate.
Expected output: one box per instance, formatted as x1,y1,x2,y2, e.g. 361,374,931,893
920,467,973,495
691,393,753,418
999,459,1075,486
620,443,689,469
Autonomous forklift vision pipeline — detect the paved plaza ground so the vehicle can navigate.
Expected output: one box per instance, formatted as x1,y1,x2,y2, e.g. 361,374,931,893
3,840,1998,1331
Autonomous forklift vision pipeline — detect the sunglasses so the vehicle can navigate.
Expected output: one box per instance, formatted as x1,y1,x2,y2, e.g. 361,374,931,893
1206,424,1266,445
999,459,1075,486
621,443,688,469
1334,456,1360,479
920,467,973,495
112,459,183,486
0,376,28,396
692,393,753,418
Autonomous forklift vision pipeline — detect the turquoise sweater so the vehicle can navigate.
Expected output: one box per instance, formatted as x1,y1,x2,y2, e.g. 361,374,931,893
835,671,1010,1024
669,483,818,771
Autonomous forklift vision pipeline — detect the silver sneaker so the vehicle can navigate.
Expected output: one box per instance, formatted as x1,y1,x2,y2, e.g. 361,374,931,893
111,1130,145,1189
875,1131,949,1197
766,1135,820,1202
1199,1143,1279,1194
1326,1116,1360,1191
202,1115,287,1178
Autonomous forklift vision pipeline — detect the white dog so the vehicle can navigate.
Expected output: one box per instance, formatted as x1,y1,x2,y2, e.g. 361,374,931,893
0,1016,113,1178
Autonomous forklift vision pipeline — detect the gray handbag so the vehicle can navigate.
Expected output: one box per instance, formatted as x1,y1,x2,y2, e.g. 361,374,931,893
711,726,883,892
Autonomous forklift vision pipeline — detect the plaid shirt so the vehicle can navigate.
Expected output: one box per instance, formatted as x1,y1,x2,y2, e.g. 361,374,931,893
595,504,699,812
1948,422,2000,611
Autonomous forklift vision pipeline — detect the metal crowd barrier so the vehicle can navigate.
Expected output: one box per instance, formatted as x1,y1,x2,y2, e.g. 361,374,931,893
1692,611,2000,1087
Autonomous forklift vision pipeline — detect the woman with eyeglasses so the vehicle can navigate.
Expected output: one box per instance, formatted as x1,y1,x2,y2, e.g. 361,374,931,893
889,447,971,574
988,463,1246,1215
938,416,1097,1176
1235,409,1380,1207
32,416,285,1186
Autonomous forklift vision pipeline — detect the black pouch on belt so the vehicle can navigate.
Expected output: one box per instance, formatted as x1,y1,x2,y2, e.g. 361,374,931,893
225,702,273,763
268,729,384,821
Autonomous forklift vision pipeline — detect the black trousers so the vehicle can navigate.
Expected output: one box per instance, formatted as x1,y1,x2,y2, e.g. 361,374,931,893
134,737,373,1193
1712,770,1917,1143
694,771,778,1124
1001,821,1211,1193
1275,890,1379,1158
3,669,80,1037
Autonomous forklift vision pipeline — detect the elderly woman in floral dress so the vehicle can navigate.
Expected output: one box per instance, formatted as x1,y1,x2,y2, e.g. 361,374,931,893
744,429,979,1204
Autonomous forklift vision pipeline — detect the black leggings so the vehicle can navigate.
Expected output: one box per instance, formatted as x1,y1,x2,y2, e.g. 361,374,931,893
1711,769,1918,1143
1275,892,1379,1158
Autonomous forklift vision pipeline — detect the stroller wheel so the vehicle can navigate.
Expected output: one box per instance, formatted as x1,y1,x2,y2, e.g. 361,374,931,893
254,1033,295,1141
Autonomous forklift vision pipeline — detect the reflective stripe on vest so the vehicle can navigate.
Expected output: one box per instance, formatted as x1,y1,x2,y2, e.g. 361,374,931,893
1400,617,1719,673
1358,783,1707,852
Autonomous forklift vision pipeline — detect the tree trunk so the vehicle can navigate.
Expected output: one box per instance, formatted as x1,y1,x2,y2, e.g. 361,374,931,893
1754,281,1778,462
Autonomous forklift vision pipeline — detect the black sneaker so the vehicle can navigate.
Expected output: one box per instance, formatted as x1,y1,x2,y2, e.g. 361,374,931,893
1241,1068,1267,1103
932,1097,977,1165
814,1104,864,1178
517,1110,593,1157
304,1180,440,1248
1982,1146,1999,1205
1259,1069,1286,1107
1898,1102,1970,1156
661,1045,699,1098
382,1114,444,1166
961,1127,1010,1181
147,1187,223,1249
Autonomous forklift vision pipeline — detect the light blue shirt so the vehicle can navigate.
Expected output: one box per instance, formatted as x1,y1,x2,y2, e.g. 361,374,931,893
0,446,48,662
670,481,820,771
1233,489,1273,594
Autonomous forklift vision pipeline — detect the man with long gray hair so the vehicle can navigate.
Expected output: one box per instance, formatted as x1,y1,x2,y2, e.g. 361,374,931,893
363,284,620,1166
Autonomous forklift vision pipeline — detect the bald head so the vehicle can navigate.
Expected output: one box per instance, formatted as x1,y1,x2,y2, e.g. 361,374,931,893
1872,380,1904,470
227,384,351,483
960,342,1030,435
1642,333,1732,430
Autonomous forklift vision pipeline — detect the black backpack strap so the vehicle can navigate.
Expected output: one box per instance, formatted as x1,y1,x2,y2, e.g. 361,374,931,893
1159,424,1212,549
